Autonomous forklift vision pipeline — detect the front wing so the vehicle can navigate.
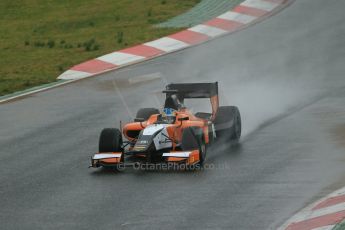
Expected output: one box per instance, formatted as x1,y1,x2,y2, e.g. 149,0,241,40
90,150,200,168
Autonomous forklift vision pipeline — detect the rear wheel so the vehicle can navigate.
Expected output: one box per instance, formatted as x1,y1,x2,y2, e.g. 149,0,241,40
99,128,124,171
214,106,241,143
181,127,206,167
135,108,159,121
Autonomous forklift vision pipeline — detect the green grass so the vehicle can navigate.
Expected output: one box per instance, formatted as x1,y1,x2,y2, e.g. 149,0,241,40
0,0,200,96
334,220,345,230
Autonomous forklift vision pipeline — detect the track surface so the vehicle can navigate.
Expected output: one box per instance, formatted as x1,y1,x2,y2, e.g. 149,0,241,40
1,1,345,229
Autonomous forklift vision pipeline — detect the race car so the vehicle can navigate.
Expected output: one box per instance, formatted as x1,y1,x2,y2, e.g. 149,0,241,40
90,82,241,170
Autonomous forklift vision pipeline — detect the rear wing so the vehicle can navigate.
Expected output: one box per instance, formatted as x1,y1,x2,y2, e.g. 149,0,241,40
165,82,218,98
164,82,219,120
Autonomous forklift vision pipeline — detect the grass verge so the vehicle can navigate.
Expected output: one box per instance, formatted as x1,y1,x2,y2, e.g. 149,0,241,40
0,0,200,96
333,219,345,230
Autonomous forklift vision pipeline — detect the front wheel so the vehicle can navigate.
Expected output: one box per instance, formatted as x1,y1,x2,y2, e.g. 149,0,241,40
181,127,207,167
99,128,123,153
99,128,124,171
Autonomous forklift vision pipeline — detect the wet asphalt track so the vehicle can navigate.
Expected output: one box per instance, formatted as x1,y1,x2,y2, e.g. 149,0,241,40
1,1,345,229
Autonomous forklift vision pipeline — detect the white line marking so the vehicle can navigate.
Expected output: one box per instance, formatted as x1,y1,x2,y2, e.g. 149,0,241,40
97,52,145,65
128,73,162,84
144,37,189,52
57,70,92,80
0,80,76,104
188,24,227,38
278,186,345,230
289,202,345,223
218,11,257,24
241,0,279,11
333,187,345,196
313,225,336,230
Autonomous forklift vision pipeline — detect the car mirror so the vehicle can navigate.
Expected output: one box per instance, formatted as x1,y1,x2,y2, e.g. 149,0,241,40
178,116,189,121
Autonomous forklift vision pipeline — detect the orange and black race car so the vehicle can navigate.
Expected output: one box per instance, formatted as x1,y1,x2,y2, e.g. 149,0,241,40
90,82,241,170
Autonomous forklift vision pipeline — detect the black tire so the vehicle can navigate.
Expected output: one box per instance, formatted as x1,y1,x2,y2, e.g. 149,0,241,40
207,123,216,145
214,106,241,143
99,128,123,153
135,108,160,121
181,127,206,166
99,128,124,171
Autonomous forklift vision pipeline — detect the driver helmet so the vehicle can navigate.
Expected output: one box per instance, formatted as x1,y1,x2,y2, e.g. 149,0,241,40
161,108,176,123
